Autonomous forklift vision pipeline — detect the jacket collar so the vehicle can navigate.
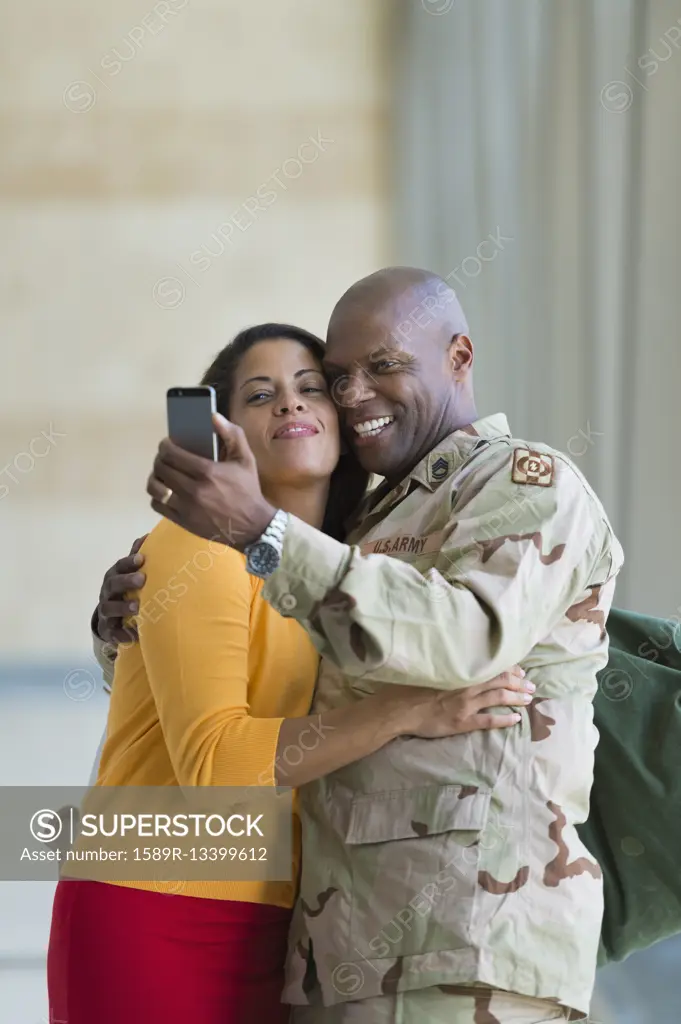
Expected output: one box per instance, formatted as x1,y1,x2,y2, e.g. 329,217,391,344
409,413,511,493
357,413,511,523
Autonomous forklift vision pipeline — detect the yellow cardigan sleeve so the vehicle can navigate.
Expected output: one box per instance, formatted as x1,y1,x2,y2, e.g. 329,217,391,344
136,520,284,787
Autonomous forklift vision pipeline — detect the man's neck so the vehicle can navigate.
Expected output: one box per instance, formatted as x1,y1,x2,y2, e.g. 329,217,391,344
262,480,330,531
385,406,478,491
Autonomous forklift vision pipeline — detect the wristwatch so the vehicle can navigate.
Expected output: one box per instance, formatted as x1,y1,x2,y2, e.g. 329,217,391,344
244,508,289,579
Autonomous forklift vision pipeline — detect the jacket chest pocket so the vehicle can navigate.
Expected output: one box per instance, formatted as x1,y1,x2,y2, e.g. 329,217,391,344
344,784,490,959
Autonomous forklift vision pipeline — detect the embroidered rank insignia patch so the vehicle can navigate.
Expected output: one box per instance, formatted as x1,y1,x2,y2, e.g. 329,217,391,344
430,455,450,482
511,448,554,487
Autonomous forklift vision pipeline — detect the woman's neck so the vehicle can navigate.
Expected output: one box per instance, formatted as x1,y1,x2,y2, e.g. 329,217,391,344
262,480,330,531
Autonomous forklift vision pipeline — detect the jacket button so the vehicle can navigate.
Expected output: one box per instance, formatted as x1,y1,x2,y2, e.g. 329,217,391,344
280,593,297,612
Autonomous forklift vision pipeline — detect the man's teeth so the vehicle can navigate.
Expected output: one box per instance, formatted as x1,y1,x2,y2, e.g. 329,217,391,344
353,416,394,437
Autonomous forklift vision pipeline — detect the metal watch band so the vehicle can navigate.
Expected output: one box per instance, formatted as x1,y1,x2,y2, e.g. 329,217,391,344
261,508,288,554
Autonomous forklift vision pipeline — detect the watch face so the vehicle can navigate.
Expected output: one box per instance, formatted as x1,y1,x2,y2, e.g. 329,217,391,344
248,541,280,578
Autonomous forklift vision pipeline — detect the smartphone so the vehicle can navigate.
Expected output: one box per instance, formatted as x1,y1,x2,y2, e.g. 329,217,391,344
166,386,219,461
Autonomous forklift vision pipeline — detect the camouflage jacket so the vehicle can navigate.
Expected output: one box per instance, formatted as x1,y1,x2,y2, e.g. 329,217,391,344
263,414,624,1014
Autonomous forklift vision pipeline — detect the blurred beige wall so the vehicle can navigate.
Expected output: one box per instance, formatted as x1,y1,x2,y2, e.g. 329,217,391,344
0,0,391,658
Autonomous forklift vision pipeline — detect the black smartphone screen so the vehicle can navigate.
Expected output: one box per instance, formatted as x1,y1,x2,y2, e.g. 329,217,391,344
166,387,218,460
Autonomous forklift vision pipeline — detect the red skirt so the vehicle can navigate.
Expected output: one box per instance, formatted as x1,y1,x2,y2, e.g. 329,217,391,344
47,879,292,1024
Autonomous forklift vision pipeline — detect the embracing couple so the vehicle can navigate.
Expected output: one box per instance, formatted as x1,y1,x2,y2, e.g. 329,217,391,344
47,267,679,1024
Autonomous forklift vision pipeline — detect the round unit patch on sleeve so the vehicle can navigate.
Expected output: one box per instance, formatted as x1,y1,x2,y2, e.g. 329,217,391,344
511,448,555,487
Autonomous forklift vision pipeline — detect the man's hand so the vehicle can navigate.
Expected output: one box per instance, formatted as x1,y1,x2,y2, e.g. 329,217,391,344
95,536,147,645
147,414,275,550
383,667,534,738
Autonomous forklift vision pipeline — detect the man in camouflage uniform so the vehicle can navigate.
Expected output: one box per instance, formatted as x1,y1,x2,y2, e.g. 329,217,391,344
146,267,623,1022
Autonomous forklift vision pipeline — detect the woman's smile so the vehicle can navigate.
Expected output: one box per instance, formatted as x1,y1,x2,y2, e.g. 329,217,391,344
272,420,320,440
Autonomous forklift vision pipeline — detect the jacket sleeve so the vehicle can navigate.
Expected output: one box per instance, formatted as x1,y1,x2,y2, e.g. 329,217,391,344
92,626,117,691
263,449,614,689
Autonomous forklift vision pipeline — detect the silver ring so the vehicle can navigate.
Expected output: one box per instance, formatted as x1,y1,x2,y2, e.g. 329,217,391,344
159,486,173,506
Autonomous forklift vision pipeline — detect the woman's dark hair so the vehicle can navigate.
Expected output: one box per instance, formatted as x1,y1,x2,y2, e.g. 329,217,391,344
200,323,369,541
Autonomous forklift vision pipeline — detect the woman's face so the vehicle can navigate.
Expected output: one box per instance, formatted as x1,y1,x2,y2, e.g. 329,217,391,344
229,338,341,489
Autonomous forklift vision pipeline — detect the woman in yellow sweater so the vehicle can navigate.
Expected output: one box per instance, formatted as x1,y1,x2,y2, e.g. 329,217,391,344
47,323,530,1024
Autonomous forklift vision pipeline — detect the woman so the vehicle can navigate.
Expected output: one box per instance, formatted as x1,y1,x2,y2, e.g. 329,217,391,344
48,324,531,1024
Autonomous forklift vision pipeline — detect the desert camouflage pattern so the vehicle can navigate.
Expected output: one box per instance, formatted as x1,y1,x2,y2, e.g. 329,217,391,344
291,981,584,1023
89,636,116,783
93,634,116,689
263,414,623,1016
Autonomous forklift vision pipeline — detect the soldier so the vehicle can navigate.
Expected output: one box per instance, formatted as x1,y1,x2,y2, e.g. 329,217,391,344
145,267,623,1022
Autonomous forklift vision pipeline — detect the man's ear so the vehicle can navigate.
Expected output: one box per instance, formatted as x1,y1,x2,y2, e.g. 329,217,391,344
448,334,474,380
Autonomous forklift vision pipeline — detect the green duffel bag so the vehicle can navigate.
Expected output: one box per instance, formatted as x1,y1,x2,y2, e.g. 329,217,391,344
578,607,681,965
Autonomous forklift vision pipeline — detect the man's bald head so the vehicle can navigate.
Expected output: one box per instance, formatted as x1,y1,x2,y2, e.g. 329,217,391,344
324,266,477,484
329,267,469,351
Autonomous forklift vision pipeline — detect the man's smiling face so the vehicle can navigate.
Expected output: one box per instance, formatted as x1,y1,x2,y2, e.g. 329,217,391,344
323,296,470,484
